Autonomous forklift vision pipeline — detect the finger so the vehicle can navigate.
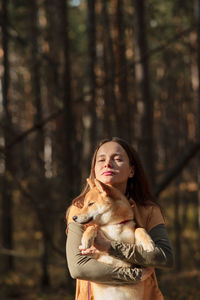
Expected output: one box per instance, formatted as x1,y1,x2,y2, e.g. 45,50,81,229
79,245,85,250
81,249,95,255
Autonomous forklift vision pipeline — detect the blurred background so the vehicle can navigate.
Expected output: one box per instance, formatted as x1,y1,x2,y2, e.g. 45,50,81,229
0,0,200,299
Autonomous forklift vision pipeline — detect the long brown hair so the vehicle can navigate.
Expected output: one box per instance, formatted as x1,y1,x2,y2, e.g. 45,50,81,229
72,137,155,208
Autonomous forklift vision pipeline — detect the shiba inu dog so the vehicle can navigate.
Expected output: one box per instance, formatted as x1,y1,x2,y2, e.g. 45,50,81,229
71,178,155,300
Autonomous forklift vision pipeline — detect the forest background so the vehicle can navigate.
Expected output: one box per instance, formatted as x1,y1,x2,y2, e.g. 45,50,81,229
0,0,200,299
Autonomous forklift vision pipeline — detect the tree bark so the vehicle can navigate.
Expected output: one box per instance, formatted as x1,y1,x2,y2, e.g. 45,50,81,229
174,181,182,271
29,0,45,174
87,0,97,144
195,0,200,236
82,0,97,179
43,0,60,178
58,0,74,198
101,0,117,137
113,0,131,141
1,0,14,271
134,0,154,184
29,0,49,286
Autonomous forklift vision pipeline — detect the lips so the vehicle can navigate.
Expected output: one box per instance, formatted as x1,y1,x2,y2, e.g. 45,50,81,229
102,171,114,176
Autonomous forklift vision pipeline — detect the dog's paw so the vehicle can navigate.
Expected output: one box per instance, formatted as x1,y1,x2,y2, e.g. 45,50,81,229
80,225,98,250
135,228,155,252
80,235,95,249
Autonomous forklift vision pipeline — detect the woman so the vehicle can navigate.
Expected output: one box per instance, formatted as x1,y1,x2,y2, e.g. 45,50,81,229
66,137,174,300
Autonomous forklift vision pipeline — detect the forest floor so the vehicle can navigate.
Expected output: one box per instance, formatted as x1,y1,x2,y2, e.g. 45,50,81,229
0,268,200,300
159,269,200,300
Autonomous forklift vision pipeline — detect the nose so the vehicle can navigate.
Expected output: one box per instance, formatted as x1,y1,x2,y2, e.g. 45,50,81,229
73,215,78,222
104,158,112,168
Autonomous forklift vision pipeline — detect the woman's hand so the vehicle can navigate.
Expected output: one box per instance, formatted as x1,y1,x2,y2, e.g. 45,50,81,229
79,245,100,255
79,229,111,255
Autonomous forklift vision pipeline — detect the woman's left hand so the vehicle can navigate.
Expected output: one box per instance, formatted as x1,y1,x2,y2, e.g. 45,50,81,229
79,229,111,255
79,245,100,255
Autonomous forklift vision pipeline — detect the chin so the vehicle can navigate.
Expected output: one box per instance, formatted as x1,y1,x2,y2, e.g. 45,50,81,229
100,178,115,185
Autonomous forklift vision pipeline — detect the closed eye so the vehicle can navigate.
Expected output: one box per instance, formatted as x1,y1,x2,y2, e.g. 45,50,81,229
88,202,94,207
114,155,122,161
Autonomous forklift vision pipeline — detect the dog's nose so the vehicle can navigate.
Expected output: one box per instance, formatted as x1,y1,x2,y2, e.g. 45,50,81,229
73,215,78,222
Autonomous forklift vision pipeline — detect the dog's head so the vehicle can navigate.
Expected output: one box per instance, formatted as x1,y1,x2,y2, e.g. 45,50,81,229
73,179,133,225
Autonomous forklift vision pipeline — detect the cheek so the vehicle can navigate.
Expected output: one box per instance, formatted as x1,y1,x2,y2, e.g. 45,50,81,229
121,166,131,178
95,163,103,173
94,165,99,177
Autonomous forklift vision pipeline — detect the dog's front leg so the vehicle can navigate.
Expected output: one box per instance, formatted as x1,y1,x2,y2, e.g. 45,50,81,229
135,228,155,252
80,225,98,250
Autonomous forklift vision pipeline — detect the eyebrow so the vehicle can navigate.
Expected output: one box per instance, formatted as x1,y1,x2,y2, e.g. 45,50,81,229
97,152,122,157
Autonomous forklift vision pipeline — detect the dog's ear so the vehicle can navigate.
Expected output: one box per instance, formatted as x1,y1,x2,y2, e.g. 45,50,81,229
94,179,111,196
87,178,95,189
94,179,122,198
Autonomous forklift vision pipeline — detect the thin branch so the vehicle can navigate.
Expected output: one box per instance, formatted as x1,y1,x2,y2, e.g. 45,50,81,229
0,26,195,154
0,247,41,259
154,142,200,197
0,109,62,153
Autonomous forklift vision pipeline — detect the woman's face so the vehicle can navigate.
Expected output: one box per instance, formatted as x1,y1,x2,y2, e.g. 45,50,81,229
94,141,134,193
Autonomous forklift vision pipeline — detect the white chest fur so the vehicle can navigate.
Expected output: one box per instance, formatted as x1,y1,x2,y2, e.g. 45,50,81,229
97,222,135,268
92,281,144,300
101,221,135,243
91,221,145,300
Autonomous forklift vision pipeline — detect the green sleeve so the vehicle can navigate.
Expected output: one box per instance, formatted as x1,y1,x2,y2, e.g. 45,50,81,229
66,222,142,285
108,224,174,269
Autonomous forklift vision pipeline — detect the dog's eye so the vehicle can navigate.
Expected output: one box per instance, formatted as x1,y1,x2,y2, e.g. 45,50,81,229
88,202,94,207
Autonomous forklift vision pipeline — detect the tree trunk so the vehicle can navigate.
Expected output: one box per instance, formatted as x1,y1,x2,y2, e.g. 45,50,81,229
133,0,154,184
82,0,97,179
174,181,182,271
29,0,49,286
43,0,60,179
195,0,200,237
58,0,75,198
29,0,45,174
113,0,131,141
87,0,97,144
101,0,117,137
1,0,14,271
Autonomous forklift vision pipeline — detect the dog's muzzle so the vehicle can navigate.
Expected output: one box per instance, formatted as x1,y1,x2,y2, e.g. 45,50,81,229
73,215,93,224
73,215,78,222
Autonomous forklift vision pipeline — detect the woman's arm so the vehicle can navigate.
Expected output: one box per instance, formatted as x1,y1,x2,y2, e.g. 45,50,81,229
66,222,144,284
108,224,174,268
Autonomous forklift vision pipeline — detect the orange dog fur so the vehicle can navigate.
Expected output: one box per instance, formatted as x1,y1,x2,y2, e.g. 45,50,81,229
67,179,155,300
